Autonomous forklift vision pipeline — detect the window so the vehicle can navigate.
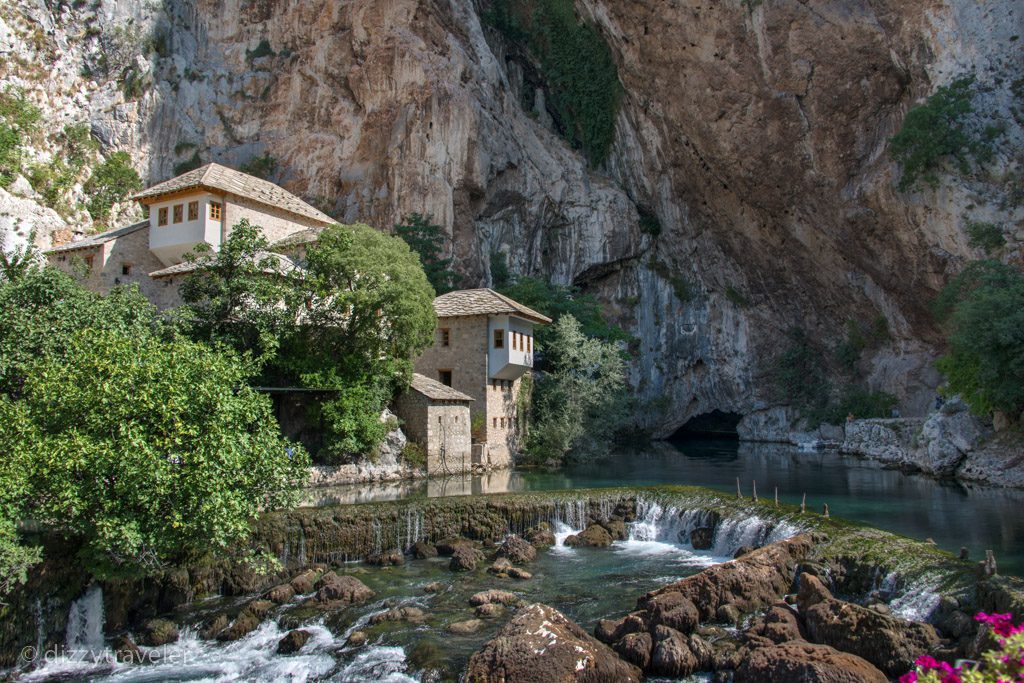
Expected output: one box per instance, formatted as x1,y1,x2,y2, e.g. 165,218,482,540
84,255,94,272
528,335,532,352
121,263,132,276
440,328,450,346
493,329,504,349
512,332,518,351
188,200,199,221
173,203,183,223
492,417,497,428
438,370,452,387
209,202,222,220
158,207,168,226
500,417,506,428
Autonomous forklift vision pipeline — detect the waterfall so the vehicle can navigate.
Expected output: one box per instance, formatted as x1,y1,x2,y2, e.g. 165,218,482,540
66,585,105,658
879,571,942,622
554,499,588,531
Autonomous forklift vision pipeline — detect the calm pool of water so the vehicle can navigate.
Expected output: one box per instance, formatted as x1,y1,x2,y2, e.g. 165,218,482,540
305,439,1024,577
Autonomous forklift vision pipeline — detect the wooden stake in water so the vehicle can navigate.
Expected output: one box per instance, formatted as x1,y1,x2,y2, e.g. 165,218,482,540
801,493,806,513
823,503,830,518
752,480,758,502
736,478,742,499
775,487,779,507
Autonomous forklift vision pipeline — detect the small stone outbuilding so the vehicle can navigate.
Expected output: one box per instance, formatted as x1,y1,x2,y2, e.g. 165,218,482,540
394,373,474,476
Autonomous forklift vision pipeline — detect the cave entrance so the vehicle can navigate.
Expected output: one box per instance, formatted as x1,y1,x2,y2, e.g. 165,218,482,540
671,410,743,440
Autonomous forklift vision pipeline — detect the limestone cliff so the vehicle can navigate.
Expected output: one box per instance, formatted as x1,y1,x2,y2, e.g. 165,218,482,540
1,0,1021,434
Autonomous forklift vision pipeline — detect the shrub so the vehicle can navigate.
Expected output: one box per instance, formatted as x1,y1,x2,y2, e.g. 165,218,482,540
246,39,275,62
835,315,889,374
59,122,98,168
173,150,202,175
316,381,391,463
890,77,999,191
965,220,1006,254
240,152,277,179
85,151,142,224
485,0,622,166
900,612,1023,682
831,388,898,421
770,327,830,411
400,442,427,469
638,207,662,237
933,260,1024,416
490,249,511,288
0,87,42,189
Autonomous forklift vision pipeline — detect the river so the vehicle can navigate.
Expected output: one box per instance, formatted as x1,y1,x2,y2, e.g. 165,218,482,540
306,439,1024,577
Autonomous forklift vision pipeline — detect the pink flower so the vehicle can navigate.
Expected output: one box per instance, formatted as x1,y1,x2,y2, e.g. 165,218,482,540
899,673,918,683
915,655,940,669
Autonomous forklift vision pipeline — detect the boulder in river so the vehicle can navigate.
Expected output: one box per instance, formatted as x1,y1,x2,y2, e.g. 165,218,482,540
469,589,520,607
496,535,537,564
436,537,474,555
450,545,485,571
650,625,699,677
465,603,642,682
488,557,513,576
524,522,555,548
602,518,628,541
646,590,700,633
276,629,311,654
734,641,888,683
565,523,613,547
289,569,320,595
267,583,296,604
112,635,141,663
449,619,484,634
476,603,504,618
369,606,426,625
314,571,375,604
365,551,405,566
689,527,715,550
507,567,532,580
412,541,438,559
138,618,179,646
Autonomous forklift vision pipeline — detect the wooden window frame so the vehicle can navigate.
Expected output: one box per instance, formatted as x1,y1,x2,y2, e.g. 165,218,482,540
438,369,453,387
440,328,450,347
158,207,168,226
209,202,223,220
493,328,504,349
172,203,183,223
187,200,199,221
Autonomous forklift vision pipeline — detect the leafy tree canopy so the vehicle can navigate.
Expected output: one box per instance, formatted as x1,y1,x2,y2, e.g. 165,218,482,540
85,151,142,224
394,213,461,295
933,260,1024,416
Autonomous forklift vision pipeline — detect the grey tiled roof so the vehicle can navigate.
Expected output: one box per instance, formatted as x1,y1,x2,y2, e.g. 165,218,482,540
271,227,323,248
132,163,334,225
433,288,552,324
408,373,474,402
45,220,148,254
150,251,301,279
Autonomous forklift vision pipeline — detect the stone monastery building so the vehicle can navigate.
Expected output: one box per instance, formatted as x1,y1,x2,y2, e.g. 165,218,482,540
44,164,548,473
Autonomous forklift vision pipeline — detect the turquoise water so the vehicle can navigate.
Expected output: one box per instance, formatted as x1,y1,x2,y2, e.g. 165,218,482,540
307,439,1024,577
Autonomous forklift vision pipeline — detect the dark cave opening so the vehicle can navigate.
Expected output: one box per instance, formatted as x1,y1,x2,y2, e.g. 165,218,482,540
670,410,743,440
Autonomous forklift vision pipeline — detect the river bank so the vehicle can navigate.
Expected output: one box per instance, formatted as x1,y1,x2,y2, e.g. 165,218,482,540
3,486,1023,680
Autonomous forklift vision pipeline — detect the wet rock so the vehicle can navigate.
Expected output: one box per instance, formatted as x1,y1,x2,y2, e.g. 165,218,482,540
507,567,532,580
525,522,556,548
734,641,887,683
449,618,483,634
594,612,648,644
747,604,805,644
369,606,426,625
496,535,537,564
734,545,756,559
200,614,229,640
247,600,274,619
476,603,504,618
650,625,699,677
423,581,445,593
267,583,296,604
465,603,641,682
688,633,716,671
412,541,438,559
112,635,141,663
217,610,261,642
802,592,941,676
314,572,375,603
436,537,473,555
365,551,404,566
602,518,628,541
469,590,520,607
488,557,513,576
690,527,715,550
796,572,833,611
289,569,319,594
565,523,613,548
276,629,311,654
716,604,741,625
613,631,653,669
450,545,485,571
647,591,700,633
348,630,367,647
639,534,815,621
139,618,179,646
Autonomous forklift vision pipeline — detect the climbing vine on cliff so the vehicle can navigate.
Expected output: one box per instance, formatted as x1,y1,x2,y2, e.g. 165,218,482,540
484,0,622,166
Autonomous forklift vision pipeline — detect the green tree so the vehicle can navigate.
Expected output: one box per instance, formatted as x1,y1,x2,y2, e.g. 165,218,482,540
934,260,1024,416
394,213,461,294
525,315,627,463
0,87,41,189
0,229,40,283
890,77,999,191
1,328,307,574
177,219,294,368
85,151,142,224
282,223,436,459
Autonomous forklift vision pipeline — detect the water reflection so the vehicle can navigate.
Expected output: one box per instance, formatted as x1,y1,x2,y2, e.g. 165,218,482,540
300,439,1024,576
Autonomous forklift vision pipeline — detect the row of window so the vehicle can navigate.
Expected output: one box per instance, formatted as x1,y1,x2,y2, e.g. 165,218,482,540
492,417,511,429
491,379,512,391
492,329,532,352
156,201,222,226
56,255,132,277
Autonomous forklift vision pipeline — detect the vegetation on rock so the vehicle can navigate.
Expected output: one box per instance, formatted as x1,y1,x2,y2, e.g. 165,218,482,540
0,87,41,189
240,152,278,180
485,0,622,166
84,151,142,224
933,260,1024,417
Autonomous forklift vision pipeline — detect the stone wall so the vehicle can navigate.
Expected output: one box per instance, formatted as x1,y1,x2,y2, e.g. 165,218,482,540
222,194,327,244
394,390,473,475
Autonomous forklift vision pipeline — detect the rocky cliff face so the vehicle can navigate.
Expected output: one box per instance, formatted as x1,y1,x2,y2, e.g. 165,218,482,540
2,0,1021,433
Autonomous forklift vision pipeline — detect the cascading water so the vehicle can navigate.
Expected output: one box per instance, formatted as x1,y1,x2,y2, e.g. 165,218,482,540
66,585,106,659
